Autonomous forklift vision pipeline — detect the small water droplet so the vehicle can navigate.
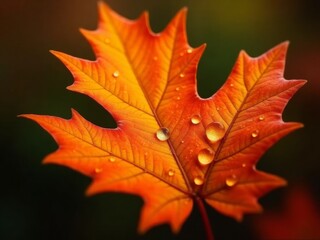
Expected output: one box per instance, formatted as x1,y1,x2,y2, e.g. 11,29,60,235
109,157,115,163
230,83,234,87
156,127,170,141
191,115,201,125
112,71,119,78
226,175,237,187
176,96,181,100
187,48,193,54
179,73,185,78
194,176,204,185
153,56,158,61
242,163,246,168
251,130,259,138
175,87,180,91
216,107,220,111
168,169,175,177
205,122,225,143
95,167,103,173
258,115,265,121
197,148,214,165
180,140,185,144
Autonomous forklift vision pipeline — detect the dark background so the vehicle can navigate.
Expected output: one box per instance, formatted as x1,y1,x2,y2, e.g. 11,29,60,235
1,0,320,239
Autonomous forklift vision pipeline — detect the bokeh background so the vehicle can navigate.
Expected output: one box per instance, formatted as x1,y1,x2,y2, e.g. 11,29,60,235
1,0,320,239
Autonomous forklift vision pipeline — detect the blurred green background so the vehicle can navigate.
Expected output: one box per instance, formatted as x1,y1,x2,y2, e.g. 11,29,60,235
1,0,320,239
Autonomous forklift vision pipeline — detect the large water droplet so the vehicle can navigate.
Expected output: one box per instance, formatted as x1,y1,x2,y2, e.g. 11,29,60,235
156,127,170,141
197,148,214,165
194,176,204,185
226,175,237,187
191,115,201,125
205,122,225,143
168,169,175,177
251,130,259,138
112,71,119,78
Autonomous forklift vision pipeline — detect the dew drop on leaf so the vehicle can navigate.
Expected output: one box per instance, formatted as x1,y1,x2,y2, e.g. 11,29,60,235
251,130,259,138
197,148,214,165
193,176,204,185
258,115,265,121
156,127,170,141
109,157,116,163
179,73,185,78
205,122,225,143
112,71,119,78
187,48,193,54
168,169,175,177
242,163,246,167
191,114,201,125
226,175,237,187
175,87,180,91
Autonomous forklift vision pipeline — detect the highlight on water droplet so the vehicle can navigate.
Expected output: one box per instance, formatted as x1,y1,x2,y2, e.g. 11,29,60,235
190,114,201,125
258,115,265,121
109,157,116,163
156,127,170,141
175,87,180,91
194,176,204,185
242,163,246,168
112,71,119,78
205,122,225,143
180,140,185,144
187,48,193,54
94,167,103,173
168,169,175,177
226,175,237,187
179,73,185,78
197,148,214,165
251,130,259,138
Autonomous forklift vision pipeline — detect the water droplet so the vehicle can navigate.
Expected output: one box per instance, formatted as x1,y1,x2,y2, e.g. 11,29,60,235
104,38,110,44
168,169,175,177
191,115,201,125
180,140,185,144
216,107,220,111
205,122,225,143
94,167,103,173
179,73,185,78
226,175,237,187
230,83,234,87
153,56,158,61
258,115,265,121
175,87,180,91
197,148,214,165
179,52,184,57
176,96,181,100
109,157,115,163
242,163,246,168
112,71,119,78
194,176,204,185
251,130,259,138
187,48,193,54
156,127,170,141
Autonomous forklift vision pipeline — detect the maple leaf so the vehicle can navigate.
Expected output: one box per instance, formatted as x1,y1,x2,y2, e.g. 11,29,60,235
21,2,306,235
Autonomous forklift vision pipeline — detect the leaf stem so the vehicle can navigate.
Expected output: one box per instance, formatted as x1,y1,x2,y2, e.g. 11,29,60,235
194,196,214,240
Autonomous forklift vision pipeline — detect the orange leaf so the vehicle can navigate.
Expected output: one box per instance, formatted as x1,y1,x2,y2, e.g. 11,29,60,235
21,2,306,233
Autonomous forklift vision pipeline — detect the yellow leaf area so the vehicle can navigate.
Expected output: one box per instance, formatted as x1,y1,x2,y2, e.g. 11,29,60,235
22,2,306,233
